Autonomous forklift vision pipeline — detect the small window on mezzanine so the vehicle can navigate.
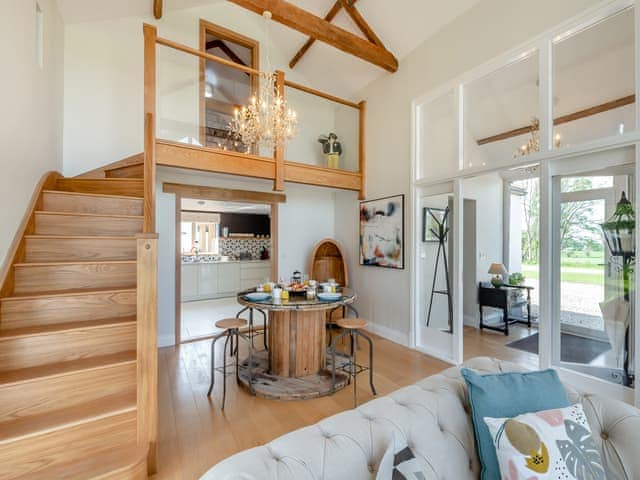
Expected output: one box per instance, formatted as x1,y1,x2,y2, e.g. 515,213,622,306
553,7,635,149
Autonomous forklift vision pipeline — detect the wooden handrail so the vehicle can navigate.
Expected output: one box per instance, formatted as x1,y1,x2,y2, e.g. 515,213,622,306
283,79,360,109
156,36,261,76
136,234,159,474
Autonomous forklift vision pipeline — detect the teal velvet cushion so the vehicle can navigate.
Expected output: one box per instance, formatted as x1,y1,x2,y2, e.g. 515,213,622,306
461,367,570,480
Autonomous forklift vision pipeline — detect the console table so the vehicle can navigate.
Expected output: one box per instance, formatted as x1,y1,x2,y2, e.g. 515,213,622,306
478,282,535,335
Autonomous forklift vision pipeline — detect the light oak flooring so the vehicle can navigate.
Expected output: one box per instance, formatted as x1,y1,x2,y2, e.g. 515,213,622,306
152,324,539,479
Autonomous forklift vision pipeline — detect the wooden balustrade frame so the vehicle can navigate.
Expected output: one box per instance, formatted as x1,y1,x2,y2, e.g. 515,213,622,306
145,25,367,197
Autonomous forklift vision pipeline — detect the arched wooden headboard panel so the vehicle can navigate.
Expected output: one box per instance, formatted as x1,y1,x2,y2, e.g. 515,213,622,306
309,238,349,286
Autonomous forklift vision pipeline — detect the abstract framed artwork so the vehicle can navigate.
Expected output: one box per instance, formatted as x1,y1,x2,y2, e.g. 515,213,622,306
359,194,404,269
423,207,447,242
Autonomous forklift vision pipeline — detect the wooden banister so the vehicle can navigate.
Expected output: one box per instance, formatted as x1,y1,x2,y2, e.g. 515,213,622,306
358,100,366,200
143,24,157,233
136,233,158,474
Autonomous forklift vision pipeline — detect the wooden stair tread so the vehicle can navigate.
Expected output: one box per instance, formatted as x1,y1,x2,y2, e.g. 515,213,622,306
42,189,144,201
0,391,136,444
0,316,136,339
35,211,144,220
14,260,137,267
24,234,137,240
1,286,136,301
13,443,148,480
0,351,136,388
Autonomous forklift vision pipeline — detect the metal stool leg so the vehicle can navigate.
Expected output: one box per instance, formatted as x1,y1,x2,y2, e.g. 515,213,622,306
207,332,227,396
357,329,377,396
329,330,349,393
351,329,357,407
234,328,240,384
258,309,268,350
221,331,232,410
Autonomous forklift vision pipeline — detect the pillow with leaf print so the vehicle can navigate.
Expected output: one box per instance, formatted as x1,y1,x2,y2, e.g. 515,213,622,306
484,404,605,480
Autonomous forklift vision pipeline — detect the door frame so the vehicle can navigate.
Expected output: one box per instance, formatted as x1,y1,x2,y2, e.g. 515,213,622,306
546,148,637,403
163,182,285,345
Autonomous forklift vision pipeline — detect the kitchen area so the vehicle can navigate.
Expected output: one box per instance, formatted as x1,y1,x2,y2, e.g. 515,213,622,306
180,198,272,342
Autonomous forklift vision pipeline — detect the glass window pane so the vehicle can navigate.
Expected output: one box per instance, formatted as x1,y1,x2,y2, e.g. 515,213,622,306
417,91,457,180
464,51,539,170
553,8,635,148
553,163,635,388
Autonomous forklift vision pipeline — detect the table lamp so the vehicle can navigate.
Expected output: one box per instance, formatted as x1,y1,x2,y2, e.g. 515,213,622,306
488,263,508,288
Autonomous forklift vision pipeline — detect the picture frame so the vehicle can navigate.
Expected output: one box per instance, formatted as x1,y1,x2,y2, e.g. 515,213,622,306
423,207,447,242
359,194,405,269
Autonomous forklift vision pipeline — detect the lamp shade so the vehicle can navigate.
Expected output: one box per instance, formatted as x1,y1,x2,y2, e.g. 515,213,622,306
488,263,508,276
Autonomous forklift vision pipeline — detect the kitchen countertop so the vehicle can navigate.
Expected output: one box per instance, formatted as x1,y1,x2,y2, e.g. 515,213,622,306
182,259,271,265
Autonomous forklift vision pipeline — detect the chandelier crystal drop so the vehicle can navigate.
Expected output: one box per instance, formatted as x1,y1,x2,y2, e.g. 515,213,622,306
229,11,298,151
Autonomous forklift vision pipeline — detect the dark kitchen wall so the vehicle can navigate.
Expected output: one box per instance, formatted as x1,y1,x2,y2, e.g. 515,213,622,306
219,213,270,235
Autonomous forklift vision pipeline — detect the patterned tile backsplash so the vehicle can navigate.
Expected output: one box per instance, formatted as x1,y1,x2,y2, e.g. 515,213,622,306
219,238,271,259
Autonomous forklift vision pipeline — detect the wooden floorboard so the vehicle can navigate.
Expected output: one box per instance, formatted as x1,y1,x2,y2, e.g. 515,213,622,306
152,325,538,479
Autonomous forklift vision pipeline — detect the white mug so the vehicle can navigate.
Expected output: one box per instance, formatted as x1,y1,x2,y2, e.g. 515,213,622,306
322,285,332,293
272,287,282,299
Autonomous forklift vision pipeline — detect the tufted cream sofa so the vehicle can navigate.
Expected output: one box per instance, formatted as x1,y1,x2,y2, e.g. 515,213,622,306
201,357,640,480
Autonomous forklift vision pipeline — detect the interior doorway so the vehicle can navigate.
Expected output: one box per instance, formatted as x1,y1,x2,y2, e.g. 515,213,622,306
163,183,284,345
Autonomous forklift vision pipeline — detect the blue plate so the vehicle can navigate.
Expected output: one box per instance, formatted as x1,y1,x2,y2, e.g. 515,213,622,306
317,292,342,302
244,292,271,302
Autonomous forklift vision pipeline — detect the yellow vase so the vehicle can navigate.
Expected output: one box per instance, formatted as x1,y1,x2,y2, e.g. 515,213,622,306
326,153,340,169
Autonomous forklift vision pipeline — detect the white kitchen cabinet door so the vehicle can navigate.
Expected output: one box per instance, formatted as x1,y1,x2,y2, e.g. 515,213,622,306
198,263,219,297
217,263,240,293
181,265,199,301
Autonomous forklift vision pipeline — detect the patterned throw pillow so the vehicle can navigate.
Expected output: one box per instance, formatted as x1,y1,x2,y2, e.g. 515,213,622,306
376,432,427,480
484,404,605,480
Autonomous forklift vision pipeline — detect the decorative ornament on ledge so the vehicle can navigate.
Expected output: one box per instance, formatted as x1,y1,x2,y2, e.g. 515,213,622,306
229,11,298,151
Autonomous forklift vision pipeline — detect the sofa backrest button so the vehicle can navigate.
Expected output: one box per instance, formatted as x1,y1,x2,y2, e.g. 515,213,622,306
601,432,609,440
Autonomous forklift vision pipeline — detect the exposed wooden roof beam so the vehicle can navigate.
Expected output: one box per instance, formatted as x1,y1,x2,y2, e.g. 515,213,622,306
476,94,635,146
153,0,163,19
340,0,383,48
289,0,356,69
228,0,398,72
205,39,249,67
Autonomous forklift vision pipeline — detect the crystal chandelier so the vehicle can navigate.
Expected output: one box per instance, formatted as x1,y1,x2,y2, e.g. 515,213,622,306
229,11,298,151
512,117,561,158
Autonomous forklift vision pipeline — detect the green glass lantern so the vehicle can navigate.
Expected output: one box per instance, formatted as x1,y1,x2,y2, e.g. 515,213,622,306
601,191,635,259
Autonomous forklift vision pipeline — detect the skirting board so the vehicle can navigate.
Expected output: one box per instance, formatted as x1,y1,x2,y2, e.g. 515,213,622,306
365,322,410,347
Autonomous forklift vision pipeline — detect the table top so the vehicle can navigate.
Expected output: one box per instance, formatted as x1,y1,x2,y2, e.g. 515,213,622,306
479,282,534,290
237,287,356,311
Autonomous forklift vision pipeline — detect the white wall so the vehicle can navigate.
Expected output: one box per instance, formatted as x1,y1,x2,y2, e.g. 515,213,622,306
156,167,337,346
63,2,356,176
334,0,600,344
0,0,64,267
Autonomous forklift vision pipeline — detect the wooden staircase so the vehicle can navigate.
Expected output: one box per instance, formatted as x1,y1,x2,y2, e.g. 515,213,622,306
0,175,155,479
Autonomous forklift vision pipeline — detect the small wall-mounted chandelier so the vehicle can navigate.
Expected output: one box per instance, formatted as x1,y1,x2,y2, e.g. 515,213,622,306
229,11,298,151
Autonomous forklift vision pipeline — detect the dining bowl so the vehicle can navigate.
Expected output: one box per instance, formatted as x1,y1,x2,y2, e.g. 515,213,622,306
317,292,342,302
244,292,271,302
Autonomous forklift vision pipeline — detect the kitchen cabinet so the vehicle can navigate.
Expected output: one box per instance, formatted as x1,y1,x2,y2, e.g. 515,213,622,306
217,263,240,294
182,264,199,301
181,261,270,301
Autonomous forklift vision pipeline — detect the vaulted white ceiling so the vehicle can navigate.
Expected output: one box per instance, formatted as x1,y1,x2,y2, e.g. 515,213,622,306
56,0,482,97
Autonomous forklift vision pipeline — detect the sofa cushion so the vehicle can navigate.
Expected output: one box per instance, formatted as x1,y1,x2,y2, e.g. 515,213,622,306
461,367,570,480
484,403,605,480
376,432,427,480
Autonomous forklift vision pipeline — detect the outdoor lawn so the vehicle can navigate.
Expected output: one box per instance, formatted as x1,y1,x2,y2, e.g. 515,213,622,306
522,252,604,286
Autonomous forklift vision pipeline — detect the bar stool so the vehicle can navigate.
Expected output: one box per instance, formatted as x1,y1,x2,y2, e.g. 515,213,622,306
234,306,268,352
327,304,358,347
207,317,250,410
329,317,376,407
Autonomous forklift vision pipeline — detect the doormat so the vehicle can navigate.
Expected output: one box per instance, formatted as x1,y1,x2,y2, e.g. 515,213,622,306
506,332,611,364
